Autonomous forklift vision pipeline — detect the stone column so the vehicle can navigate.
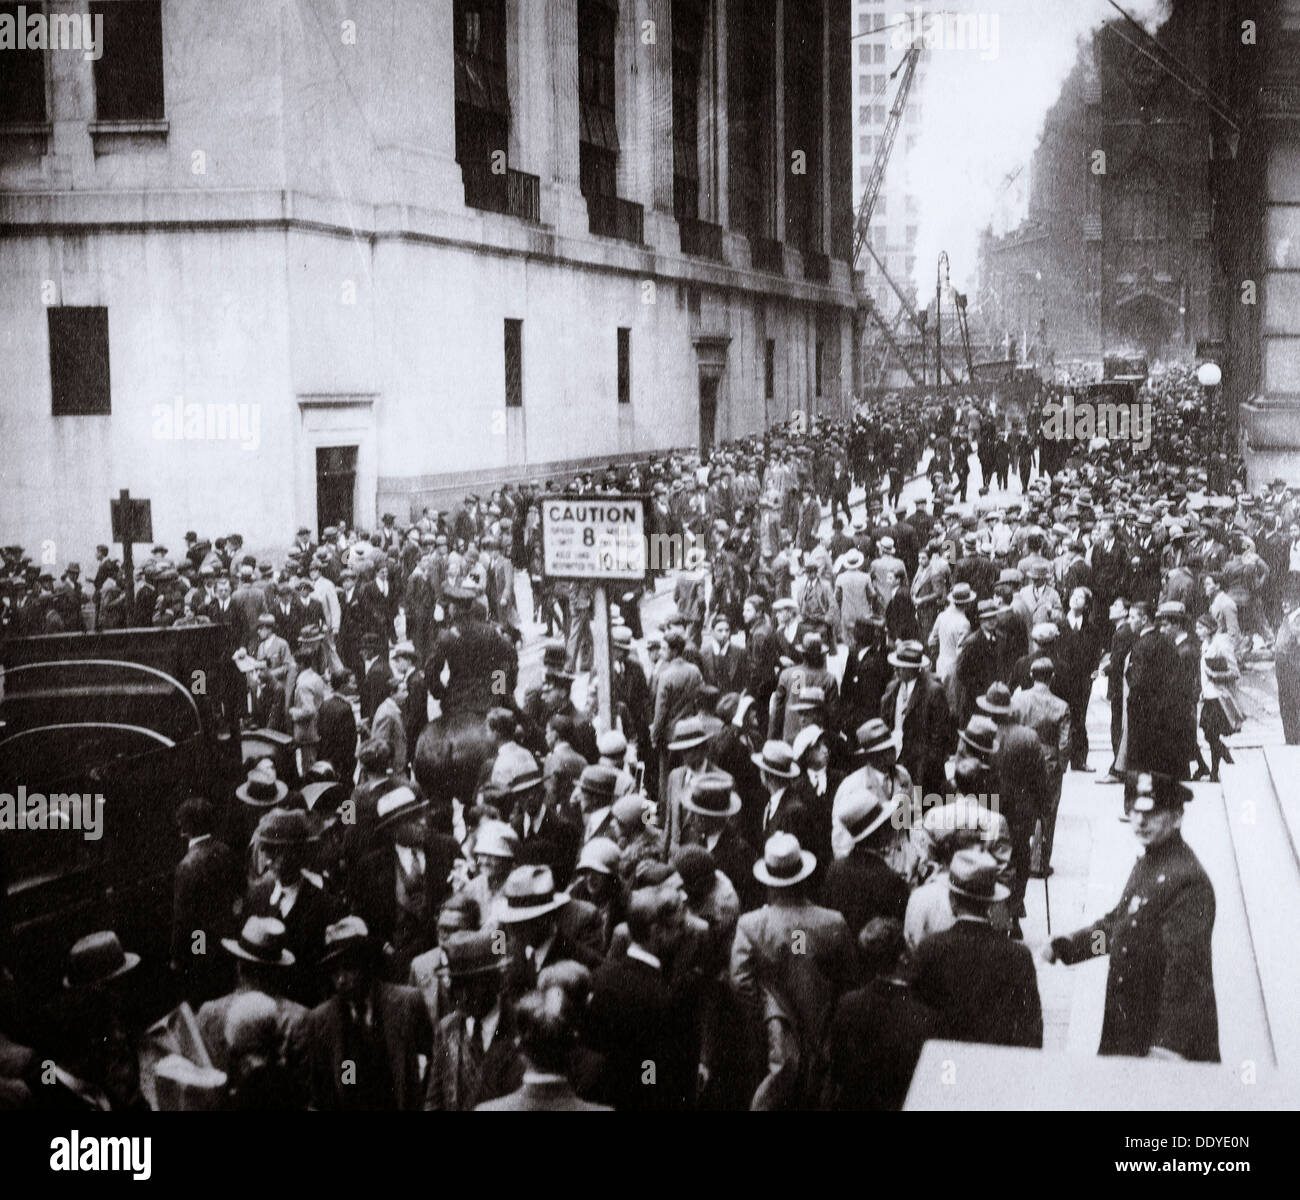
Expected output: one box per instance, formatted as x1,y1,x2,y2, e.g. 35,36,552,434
543,0,589,236
711,0,729,228
773,0,785,241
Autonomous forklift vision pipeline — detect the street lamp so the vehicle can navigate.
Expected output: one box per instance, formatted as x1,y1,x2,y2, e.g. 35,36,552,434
1197,361,1224,460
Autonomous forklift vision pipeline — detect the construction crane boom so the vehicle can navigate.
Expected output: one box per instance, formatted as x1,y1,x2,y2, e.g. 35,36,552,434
852,43,921,269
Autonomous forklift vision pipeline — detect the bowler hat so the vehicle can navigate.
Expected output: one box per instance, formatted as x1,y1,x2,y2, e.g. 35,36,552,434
442,930,506,977
257,807,313,846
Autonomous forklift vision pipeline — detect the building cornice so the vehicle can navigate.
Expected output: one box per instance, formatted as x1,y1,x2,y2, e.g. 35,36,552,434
0,188,858,309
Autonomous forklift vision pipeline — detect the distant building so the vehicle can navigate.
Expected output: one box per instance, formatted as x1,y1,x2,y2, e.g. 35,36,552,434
978,8,1218,369
0,0,855,557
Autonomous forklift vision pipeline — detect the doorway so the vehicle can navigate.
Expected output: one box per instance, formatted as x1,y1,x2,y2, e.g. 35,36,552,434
316,445,357,535
699,376,718,462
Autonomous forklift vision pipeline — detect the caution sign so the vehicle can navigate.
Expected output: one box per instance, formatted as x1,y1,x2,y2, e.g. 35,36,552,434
541,495,648,582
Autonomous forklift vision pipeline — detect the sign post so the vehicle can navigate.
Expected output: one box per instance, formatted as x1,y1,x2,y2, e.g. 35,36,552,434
540,494,648,733
111,489,152,618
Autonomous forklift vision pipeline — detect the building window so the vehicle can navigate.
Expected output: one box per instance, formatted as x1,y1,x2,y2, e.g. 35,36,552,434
876,195,886,214
815,339,825,397
90,1,164,121
49,307,111,417
860,166,871,185
859,135,871,155
0,2,45,122
874,43,886,64
453,0,509,179
859,105,870,124
504,318,523,408
617,327,631,405
765,338,775,400
673,0,704,222
872,13,885,30
873,104,885,124
579,0,619,208
858,45,870,64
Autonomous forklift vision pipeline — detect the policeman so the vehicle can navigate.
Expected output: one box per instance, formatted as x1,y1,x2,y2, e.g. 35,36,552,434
1041,771,1219,1062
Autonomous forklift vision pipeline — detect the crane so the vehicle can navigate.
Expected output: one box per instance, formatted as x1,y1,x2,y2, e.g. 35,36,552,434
851,41,960,386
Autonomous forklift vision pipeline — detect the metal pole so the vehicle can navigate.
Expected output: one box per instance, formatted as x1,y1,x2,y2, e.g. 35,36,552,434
119,488,135,617
592,584,613,732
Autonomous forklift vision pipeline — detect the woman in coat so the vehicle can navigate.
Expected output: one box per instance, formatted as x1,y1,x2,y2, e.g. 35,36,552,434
1195,613,1242,782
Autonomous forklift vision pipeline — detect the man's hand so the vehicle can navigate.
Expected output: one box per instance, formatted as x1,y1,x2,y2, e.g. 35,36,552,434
1038,940,1058,964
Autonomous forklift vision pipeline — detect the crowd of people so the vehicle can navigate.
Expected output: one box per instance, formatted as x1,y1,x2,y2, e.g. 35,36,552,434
0,377,1296,1112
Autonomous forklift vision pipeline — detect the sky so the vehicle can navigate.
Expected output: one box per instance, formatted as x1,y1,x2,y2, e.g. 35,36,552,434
885,0,1171,299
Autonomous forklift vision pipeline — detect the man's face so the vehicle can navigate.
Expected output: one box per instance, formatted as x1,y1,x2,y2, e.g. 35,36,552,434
1070,589,1087,613
257,624,271,641
713,620,730,645
742,600,756,624
806,741,830,771
330,963,368,1004
1128,607,1144,633
1132,805,1182,850
216,579,231,600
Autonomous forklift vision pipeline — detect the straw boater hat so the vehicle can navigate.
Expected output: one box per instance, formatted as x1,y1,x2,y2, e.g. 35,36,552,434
668,716,710,752
887,639,926,669
222,916,295,968
753,832,817,888
751,740,800,779
236,759,288,808
837,792,899,846
855,718,894,755
496,864,571,924
681,770,742,819
374,785,428,834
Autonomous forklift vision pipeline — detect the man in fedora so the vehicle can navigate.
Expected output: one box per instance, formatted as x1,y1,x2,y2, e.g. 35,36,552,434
929,581,975,690
881,640,953,799
730,833,855,1109
1043,772,1219,1062
834,548,874,645
770,632,837,744
701,612,745,694
347,785,457,978
821,792,909,938
954,598,1002,727
1010,660,1071,873
498,864,604,1001
171,795,241,1005
651,629,704,803
197,916,307,1076
294,916,432,1110
679,771,759,913
245,808,343,1005
254,611,292,685
661,716,714,853
752,740,813,852
574,763,621,846
424,930,522,1110
840,615,890,736
911,847,1043,1049
1157,600,1203,779
508,756,581,889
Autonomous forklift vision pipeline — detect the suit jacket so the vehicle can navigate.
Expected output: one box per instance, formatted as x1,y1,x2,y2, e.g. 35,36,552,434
880,670,953,798
270,597,308,647
476,1076,612,1111
197,989,307,1075
511,805,581,890
346,831,460,951
701,640,746,694
911,918,1043,1048
1126,628,1184,775
370,696,408,769
840,644,889,734
824,977,940,1111
954,630,999,726
247,676,288,733
1054,613,1100,699
651,658,704,749
360,579,399,642
295,982,432,1110
1053,833,1218,1061
424,1007,523,1111
317,694,358,781
820,846,909,938
246,874,344,1005
1009,685,1070,775
171,837,240,969
359,657,393,725
585,951,697,1110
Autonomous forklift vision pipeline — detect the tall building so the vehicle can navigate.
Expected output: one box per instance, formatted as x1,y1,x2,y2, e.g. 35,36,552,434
977,9,1218,368
850,0,923,318
0,0,855,557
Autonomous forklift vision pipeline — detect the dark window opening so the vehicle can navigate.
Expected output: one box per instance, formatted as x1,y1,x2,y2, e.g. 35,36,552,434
504,318,523,408
0,2,46,123
816,339,825,397
672,0,704,222
617,327,631,405
49,307,111,417
765,338,776,400
91,1,164,121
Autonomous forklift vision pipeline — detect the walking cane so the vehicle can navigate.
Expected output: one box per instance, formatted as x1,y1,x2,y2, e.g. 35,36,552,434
1043,869,1051,937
